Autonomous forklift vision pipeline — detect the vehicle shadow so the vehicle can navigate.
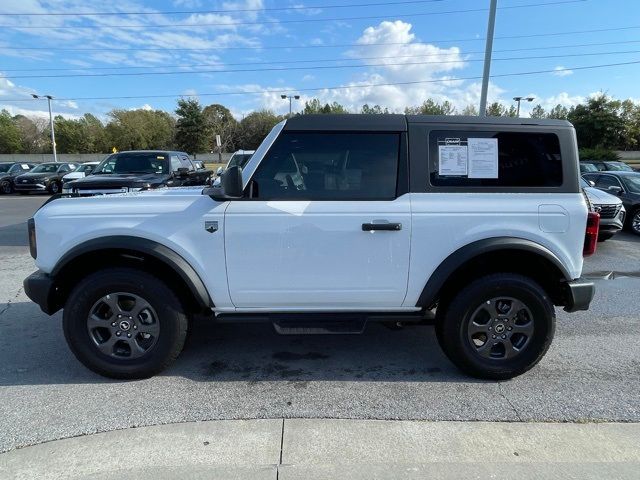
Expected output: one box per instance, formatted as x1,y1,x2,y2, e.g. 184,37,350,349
0,302,473,386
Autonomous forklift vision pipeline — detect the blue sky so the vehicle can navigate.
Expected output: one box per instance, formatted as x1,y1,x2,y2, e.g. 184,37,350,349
0,0,638,120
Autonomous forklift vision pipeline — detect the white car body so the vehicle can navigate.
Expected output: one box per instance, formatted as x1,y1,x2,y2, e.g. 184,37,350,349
62,162,100,183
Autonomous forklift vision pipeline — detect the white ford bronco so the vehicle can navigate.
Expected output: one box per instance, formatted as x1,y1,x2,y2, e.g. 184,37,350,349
24,115,598,380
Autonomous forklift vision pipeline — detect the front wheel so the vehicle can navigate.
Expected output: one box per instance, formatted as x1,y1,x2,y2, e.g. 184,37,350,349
48,181,60,194
436,273,555,380
629,209,640,236
63,268,189,379
0,180,12,194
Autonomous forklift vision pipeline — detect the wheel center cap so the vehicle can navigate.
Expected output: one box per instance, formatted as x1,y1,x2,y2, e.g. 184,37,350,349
119,320,131,331
494,323,506,334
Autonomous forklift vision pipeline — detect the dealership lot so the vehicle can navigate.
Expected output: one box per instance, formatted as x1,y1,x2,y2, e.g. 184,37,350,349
1,195,639,453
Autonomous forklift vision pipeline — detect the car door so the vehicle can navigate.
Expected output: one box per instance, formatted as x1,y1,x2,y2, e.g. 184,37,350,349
224,131,411,309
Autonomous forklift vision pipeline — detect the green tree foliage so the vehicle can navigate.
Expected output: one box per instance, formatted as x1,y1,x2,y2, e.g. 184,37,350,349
175,98,207,155
530,104,546,119
0,110,23,154
202,104,238,153
405,99,456,115
547,104,569,120
53,114,107,154
303,99,349,114
236,110,283,149
361,104,389,114
578,147,621,161
461,104,478,116
568,94,624,149
105,109,175,151
13,115,44,153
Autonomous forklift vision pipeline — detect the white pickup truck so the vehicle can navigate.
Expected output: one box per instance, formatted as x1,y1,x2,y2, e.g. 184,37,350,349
24,115,598,380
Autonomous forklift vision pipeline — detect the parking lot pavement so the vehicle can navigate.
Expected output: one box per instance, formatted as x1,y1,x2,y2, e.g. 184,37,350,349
1,196,639,453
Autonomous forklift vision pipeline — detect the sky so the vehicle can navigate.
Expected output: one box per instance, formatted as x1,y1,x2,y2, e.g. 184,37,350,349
0,0,638,121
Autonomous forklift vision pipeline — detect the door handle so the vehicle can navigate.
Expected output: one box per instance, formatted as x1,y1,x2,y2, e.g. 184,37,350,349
362,222,402,231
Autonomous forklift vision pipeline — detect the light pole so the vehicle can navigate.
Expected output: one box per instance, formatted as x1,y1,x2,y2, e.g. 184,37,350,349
32,94,58,162
281,94,300,116
513,96,535,117
479,0,498,117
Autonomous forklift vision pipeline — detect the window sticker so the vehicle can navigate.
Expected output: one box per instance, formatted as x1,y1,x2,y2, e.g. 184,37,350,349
438,138,468,176
468,137,499,179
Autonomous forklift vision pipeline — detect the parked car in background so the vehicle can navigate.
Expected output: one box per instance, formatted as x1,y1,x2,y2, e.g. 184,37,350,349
216,150,255,176
0,162,36,194
14,162,78,194
582,171,640,235
580,160,635,173
581,178,625,241
63,150,212,195
61,161,100,186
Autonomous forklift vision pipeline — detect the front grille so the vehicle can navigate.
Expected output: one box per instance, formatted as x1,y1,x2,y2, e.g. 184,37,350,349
594,204,622,219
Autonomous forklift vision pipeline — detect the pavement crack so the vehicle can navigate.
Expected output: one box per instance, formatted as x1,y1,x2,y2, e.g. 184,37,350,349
498,384,523,421
276,418,285,480
0,287,22,318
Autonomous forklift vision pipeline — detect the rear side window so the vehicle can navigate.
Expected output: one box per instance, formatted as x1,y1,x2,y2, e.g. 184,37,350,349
595,175,622,189
250,132,400,200
429,130,563,187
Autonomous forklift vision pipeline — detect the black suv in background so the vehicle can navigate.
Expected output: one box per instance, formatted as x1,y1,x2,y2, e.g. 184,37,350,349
63,150,212,195
583,171,640,235
14,162,78,194
0,162,36,194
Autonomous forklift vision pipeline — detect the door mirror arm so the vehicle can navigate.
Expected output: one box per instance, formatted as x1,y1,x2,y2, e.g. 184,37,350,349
203,165,244,200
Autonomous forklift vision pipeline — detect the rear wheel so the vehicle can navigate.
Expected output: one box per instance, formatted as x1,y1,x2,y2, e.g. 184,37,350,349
0,180,12,194
48,181,60,194
63,268,188,379
436,273,555,380
629,209,640,236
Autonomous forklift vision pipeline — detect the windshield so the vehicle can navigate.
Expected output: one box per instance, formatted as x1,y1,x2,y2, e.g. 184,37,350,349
622,175,640,193
580,178,591,188
605,161,633,171
30,164,59,173
0,164,11,173
228,154,253,169
94,153,168,174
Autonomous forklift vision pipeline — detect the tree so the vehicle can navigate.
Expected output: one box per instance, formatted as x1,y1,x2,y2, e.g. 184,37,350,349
236,110,282,149
361,104,389,114
461,104,478,116
619,99,640,150
406,99,456,115
568,94,624,149
547,104,569,120
175,98,206,155
54,114,107,153
13,114,44,153
105,109,175,151
530,104,546,119
203,104,238,153
0,110,22,153
303,99,348,114
485,102,507,117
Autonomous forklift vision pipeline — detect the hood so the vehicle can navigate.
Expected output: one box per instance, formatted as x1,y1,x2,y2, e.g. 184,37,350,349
63,172,85,180
17,171,56,180
67,172,170,189
583,186,623,205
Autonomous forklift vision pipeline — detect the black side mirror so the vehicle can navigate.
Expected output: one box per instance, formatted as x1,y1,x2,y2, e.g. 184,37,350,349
203,165,243,200
175,167,190,178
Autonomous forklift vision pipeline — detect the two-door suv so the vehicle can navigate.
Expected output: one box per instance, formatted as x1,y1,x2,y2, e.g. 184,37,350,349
24,115,597,380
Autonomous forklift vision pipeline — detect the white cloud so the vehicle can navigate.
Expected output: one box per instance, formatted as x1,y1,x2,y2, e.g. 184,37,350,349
552,66,574,77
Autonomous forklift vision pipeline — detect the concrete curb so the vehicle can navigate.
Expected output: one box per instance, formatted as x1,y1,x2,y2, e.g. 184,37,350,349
1,419,638,480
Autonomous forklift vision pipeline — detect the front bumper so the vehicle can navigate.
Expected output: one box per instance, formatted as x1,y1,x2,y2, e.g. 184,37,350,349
14,183,47,192
23,270,59,315
563,279,595,312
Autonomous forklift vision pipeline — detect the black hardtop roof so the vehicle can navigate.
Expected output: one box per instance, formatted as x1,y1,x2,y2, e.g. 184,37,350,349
283,114,572,131
587,170,640,177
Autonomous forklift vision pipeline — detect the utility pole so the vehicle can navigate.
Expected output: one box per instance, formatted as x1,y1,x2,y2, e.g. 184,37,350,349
281,94,300,116
479,0,498,117
32,94,58,162
513,96,535,117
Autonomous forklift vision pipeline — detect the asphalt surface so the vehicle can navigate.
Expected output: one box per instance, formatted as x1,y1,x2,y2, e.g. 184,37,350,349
1,194,639,453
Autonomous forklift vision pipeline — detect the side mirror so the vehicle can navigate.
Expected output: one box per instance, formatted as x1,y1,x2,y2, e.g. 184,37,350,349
203,165,243,200
216,166,224,176
175,167,190,178
587,180,595,187
607,185,623,195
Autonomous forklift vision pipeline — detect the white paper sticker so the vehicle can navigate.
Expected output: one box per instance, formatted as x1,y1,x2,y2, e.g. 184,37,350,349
468,138,499,178
438,145,468,176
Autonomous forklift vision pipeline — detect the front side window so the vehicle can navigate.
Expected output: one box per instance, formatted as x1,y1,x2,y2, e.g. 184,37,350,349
94,153,168,174
595,175,622,189
170,155,182,172
429,130,563,187
30,164,59,173
250,132,399,200
604,161,633,172
622,175,640,194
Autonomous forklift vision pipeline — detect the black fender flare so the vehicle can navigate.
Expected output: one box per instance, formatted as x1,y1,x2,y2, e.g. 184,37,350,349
416,237,572,308
52,236,212,309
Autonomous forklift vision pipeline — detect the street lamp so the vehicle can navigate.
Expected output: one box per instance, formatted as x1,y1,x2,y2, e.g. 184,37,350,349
281,94,300,116
513,96,535,117
32,94,58,162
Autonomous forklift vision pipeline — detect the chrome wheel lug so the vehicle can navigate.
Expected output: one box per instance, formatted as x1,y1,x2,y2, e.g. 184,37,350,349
127,333,131,338
111,322,117,327
133,325,138,330
501,334,507,339
492,335,496,339
115,331,121,337
508,326,513,331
